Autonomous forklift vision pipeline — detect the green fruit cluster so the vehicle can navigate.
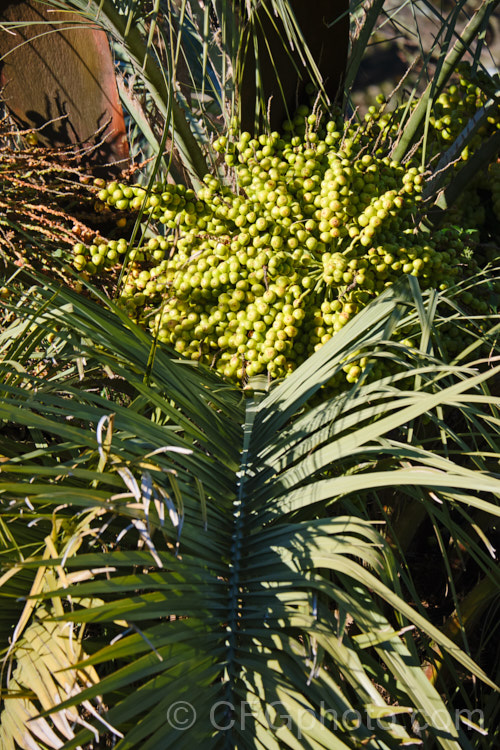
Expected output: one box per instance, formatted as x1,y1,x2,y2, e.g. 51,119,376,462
367,63,499,161
367,62,500,233
72,110,475,386
72,237,128,274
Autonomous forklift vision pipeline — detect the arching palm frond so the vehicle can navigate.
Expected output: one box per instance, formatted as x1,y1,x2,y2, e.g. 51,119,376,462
0,274,499,749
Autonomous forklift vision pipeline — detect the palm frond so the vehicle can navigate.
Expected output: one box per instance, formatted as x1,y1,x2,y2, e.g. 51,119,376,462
1,274,499,748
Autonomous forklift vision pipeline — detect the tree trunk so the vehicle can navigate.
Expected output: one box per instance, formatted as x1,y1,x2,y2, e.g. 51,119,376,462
237,0,349,133
0,0,128,170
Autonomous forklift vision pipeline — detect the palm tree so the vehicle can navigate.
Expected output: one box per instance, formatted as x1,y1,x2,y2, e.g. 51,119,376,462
1,1,500,748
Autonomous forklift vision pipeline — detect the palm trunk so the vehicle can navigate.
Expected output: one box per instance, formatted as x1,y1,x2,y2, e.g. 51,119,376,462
236,0,349,133
0,0,128,170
